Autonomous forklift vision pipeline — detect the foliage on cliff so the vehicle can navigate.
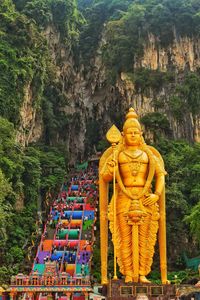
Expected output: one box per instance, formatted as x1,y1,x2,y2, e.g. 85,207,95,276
78,0,132,63
102,0,200,75
13,0,84,42
0,0,49,124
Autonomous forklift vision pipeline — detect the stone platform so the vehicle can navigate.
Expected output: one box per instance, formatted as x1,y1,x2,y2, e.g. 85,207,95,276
106,279,176,300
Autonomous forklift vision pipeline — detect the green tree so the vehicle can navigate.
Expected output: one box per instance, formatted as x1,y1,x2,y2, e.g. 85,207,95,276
141,112,171,137
0,169,12,248
0,0,49,124
184,201,200,244
23,148,41,204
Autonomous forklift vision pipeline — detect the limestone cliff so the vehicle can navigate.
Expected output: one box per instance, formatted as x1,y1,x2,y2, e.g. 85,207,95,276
17,29,200,161
42,23,107,162
117,33,200,142
17,82,43,146
135,33,200,72
116,71,200,143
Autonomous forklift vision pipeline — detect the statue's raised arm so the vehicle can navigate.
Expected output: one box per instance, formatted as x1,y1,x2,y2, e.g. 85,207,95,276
99,108,169,284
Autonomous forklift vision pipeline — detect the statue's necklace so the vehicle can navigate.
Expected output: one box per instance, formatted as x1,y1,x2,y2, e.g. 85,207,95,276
124,150,143,179
130,161,142,177
124,149,143,160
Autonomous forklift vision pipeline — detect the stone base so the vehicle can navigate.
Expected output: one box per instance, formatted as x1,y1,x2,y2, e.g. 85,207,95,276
106,279,176,300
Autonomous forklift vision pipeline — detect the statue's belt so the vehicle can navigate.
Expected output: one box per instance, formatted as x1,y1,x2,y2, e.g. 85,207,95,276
123,185,145,188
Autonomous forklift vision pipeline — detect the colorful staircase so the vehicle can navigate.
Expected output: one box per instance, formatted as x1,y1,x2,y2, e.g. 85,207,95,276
32,176,97,276
10,165,98,298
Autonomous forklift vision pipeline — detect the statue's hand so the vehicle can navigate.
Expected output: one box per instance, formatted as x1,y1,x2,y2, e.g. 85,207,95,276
143,193,159,206
107,158,118,174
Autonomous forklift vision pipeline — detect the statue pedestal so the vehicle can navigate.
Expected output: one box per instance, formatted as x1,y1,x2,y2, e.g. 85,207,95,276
106,279,176,300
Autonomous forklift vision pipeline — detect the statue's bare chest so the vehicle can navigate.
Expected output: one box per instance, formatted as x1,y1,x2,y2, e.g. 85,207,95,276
118,150,148,183
119,150,148,164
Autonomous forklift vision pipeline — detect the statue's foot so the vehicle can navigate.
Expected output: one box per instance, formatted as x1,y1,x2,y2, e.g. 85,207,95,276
125,275,133,283
139,276,151,283
162,279,170,285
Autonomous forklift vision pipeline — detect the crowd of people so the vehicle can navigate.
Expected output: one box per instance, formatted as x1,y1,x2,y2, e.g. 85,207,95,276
33,164,98,280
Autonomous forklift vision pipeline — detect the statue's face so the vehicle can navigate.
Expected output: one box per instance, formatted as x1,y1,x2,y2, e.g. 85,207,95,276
124,127,142,146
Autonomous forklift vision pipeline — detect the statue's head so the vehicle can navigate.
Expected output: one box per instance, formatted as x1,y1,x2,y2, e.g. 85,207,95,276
123,108,143,146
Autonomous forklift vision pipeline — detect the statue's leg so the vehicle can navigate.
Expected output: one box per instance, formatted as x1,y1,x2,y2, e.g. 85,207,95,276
139,213,151,278
117,213,133,282
139,208,159,281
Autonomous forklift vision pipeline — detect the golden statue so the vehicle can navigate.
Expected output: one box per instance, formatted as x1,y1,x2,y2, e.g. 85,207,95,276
99,108,168,284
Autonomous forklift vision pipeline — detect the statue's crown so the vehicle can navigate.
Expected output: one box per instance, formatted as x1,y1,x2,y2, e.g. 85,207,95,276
125,107,138,120
123,107,141,131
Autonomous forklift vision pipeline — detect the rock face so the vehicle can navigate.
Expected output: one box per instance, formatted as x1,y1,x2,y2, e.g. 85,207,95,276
114,33,200,143
17,82,43,146
135,33,200,72
41,24,109,163
116,72,200,143
17,29,200,161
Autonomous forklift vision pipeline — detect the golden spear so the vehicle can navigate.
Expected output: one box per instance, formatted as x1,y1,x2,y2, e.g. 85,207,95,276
106,125,122,280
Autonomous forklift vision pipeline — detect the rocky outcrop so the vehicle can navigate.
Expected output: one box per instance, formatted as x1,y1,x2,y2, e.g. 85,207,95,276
16,82,43,146
116,72,200,142
135,33,200,72
116,72,155,115
116,33,200,142
41,24,110,163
